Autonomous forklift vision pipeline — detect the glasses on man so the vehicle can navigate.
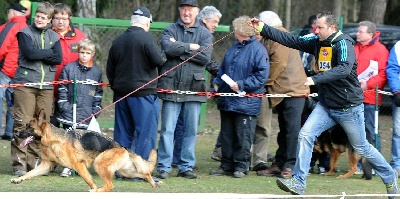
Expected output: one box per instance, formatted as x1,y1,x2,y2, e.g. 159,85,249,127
356,30,371,34
53,17,69,21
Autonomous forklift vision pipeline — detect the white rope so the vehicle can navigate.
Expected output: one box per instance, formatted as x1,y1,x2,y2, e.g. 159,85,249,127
5,192,400,198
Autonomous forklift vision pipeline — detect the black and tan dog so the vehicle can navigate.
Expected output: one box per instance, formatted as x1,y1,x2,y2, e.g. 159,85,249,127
10,109,161,192
314,124,373,180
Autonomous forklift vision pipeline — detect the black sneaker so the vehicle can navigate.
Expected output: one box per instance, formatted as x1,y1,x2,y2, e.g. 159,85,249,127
130,177,147,182
233,171,246,178
252,162,268,171
210,168,232,176
1,135,12,141
115,172,125,180
177,170,197,179
158,171,169,179
308,166,314,174
211,147,222,161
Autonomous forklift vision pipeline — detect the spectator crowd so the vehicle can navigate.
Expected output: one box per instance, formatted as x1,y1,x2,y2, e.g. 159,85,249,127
1,0,400,198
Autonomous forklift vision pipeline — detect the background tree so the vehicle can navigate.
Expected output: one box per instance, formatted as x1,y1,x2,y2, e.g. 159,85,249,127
77,0,96,37
358,0,387,24
3,0,400,30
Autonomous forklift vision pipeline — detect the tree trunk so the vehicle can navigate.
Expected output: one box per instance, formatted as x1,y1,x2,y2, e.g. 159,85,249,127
347,0,359,22
266,0,281,14
77,0,96,18
358,0,387,24
333,0,343,19
285,0,291,30
77,0,97,37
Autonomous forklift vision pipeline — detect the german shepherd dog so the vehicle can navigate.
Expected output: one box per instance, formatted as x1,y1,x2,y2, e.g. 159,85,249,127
10,109,161,192
313,124,373,180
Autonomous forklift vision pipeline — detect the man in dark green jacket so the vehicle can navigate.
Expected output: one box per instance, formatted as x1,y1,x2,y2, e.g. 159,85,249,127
11,1,62,176
156,0,213,180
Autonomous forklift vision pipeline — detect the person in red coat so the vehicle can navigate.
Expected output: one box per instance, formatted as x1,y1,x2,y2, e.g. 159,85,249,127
0,3,28,141
50,3,86,177
354,21,389,155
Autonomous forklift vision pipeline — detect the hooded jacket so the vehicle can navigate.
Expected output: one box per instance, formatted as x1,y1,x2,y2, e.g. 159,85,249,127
214,36,270,116
354,31,389,106
260,25,363,109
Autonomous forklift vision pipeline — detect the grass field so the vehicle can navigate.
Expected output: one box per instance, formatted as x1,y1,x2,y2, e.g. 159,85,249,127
0,101,397,198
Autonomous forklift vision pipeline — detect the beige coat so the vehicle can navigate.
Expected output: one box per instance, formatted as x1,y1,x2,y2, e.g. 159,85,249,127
263,26,310,108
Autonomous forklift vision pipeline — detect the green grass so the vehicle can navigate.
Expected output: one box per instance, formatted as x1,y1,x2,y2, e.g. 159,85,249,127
0,99,396,197
0,133,395,198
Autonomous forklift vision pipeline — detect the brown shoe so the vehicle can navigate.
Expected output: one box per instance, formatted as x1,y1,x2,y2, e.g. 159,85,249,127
280,167,292,179
256,164,281,176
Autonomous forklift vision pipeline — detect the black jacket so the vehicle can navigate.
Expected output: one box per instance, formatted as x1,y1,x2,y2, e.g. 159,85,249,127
56,61,103,128
106,26,166,97
14,25,62,89
260,25,363,109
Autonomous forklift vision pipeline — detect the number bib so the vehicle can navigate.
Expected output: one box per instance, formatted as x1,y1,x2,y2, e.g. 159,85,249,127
318,47,332,72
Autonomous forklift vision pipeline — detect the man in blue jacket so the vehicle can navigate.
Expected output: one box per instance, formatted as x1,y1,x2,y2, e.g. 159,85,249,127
387,41,400,181
253,11,398,198
156,0,213,179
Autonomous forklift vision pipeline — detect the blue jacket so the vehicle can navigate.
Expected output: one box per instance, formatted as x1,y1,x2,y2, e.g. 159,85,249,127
215,36,270,116
387,41,400,94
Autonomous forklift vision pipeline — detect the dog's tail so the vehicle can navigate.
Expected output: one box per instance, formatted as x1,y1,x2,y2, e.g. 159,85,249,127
147,149,157,172
361,157,373,180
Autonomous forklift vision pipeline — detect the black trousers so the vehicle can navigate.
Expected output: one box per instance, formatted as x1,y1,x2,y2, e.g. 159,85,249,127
219,110,257,173
274,97,305,169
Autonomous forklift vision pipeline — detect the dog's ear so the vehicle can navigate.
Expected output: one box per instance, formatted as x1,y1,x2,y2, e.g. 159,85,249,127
37,109,46,126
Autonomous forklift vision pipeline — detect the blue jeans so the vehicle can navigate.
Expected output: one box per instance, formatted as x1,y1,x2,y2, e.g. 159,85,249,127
157,101,201,173
390,104,400,170
4,88,14,137
172,111,184,166
358,103,381,169
113,94,160,160
293,103,395,187
0,72,13,137
364,103,381,151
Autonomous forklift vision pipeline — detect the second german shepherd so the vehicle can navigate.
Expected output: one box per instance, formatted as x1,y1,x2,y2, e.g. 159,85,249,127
10,109,161,192
313,124,373,180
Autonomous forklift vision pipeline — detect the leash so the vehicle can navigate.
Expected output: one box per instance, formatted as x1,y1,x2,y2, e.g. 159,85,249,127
77,30,235,126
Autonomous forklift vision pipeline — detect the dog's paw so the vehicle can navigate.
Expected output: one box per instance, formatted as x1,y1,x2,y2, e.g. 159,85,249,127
10,178,23,184
324,172,334,176
155,181,163,188
337,174,349,179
